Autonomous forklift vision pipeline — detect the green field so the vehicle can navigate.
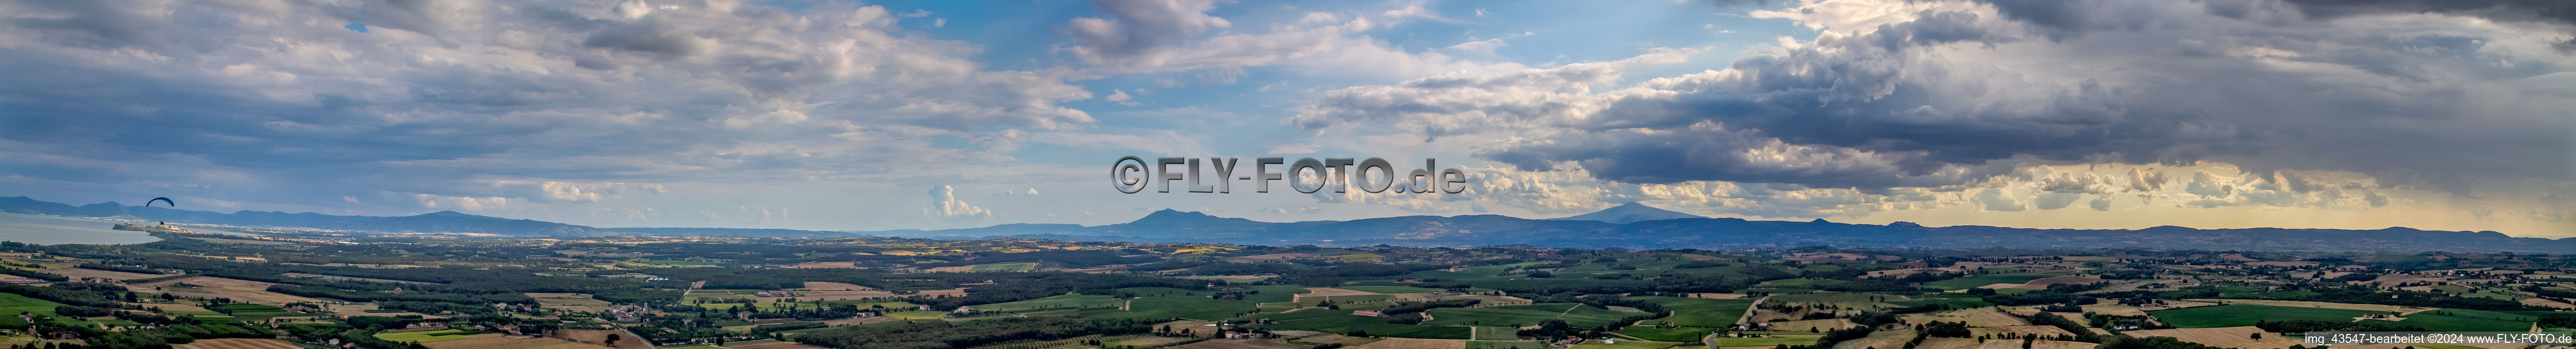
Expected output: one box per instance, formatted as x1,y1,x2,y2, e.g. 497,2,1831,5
1421,303,1650,328
1921,275,2050,290
373,329,481,343
1767,293,1903,303
213,303,300,320
1615,326,1711,342
2150,304,2391,328
640,260,719,265
1474,326,1521,340
1625,296,1754,328
1296,294,1396,307
1885,297,1995,309
1759,278,1849,289
2369,309,2538,332
1468,341,1548,349
1082,296,1256,320
1239,285,1315,303
1568,340,1681,349
0,293,79,328
696,300,916,312
969,263,1037,271
1709,336,1820,346
1260,314,1472,339
1463,278,1651,290
1117,287,1208,297
1333,286,1442,293
973,294,1125,313
1247,307,1356,322
885,310,949,319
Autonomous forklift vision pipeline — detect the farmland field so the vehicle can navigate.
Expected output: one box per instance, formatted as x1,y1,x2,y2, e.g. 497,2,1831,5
639,260,718,265
1567,340,1679,349
1614,327,1710,342
1466,341,1545,349
374,329,482,343
2369,309,2538,332
2118,327,2302,349
1709,336,1819,346
1261,314,1472,339
975,294,1124,313
1420,303,1650,328
1921,275,2051,290
0,293,81,328
1164,339,1311,349
176,338,303,349
1085,296,1258,320
126,276,323,304
1768,293,1906,303
1624,296,1754,328
970,262,1038,271
1349,338,1466,349
1472,327,1519,340
1335,286,1442,293
2150,304,2390,328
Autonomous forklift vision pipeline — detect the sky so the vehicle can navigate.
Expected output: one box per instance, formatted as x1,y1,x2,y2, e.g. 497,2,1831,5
2,0,2572,237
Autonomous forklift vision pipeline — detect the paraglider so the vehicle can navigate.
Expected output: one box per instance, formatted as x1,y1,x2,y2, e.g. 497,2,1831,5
145,197,174,208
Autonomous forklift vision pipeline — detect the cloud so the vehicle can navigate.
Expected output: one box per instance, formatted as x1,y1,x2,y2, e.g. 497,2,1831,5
1058,0,1522,79
1976,188,2027,211
1105,89,1143,106
923,185,991,221
1292,0,2576,200
1256,206,1323,214
0,0,1099,217
1446,38,1508,54
1061,0,1233,63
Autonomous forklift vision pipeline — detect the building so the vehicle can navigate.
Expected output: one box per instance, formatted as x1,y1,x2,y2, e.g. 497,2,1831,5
1351,310,1382,317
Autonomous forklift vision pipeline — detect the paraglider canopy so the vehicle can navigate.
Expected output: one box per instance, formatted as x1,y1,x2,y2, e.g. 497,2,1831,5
146,197,174,208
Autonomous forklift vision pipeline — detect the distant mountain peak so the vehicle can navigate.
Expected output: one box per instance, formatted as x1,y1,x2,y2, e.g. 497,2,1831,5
417,210,505,219
1544,202,1708,224
1126,209,1262,226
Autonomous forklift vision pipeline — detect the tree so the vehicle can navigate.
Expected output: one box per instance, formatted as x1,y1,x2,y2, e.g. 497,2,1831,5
606,333,621,346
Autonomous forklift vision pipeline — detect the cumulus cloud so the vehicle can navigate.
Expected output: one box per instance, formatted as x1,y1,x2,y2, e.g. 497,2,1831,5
0,0,1097,216
1059,0,1520,79
1257,206,1324,214
1105,89,1143,106
923,185,991,221
1294,0,2576,203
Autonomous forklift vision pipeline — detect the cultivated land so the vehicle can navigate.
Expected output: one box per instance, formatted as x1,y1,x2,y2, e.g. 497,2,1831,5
2120,327,2303,349
2149,304,2393,328
127,276,325,304
47,267,168,281
0,224,2558,349
174,338,302,349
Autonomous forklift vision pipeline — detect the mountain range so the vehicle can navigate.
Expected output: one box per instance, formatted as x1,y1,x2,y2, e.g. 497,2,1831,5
2,196,2567,252
0,196,832,237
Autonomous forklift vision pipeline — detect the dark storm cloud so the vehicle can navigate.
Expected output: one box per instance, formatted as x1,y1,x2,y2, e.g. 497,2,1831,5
2276,0,2576,25
1298,0,2576,194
